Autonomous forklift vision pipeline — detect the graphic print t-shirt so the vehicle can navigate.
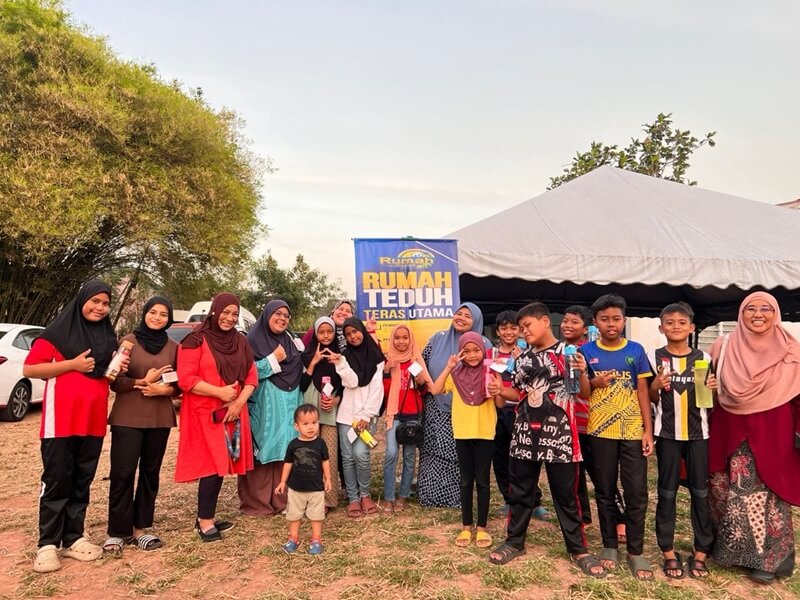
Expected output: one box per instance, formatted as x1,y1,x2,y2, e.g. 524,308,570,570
581,339,652,441
509,341,582,463
647,347,710,441
284,437,329,492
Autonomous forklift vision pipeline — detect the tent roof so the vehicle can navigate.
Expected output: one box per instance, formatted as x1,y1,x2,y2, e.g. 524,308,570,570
449,167,800,327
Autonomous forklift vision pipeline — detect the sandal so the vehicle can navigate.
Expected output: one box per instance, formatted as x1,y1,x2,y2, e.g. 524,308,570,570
63,537,102,562
475,530,493,548
33,545,61,573
687,555,709,579
532,506,552,521
103,537,126,557
489,543,526,565
599,547,618,571
626,554,654,581
130,534,163,551
455,529,472,547
361,496,378,515
394,498,408,512
347,501,363,518
572,554,608,578
381,501,394,515
662,552,685,579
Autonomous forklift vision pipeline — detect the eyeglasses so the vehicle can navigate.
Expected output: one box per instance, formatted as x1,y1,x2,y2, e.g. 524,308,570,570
273,311,291,320
743,305,775,316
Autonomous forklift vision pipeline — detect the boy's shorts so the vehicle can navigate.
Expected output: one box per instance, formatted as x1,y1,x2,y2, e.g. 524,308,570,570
286,489,325,521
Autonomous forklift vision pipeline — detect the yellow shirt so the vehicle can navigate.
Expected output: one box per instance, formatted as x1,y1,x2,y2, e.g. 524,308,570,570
446,376,497,440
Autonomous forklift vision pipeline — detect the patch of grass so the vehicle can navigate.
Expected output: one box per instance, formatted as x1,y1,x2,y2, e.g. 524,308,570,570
339,583,373,600
17,572,66,598
384,564,426,587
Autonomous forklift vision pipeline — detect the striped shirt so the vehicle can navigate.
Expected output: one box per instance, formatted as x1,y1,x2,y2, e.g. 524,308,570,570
647,347,710,441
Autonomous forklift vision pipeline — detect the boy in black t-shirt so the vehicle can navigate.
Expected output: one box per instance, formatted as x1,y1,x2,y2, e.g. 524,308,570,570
275,404,332,555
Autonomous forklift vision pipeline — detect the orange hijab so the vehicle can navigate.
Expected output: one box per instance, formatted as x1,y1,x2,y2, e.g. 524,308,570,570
710,292,800,415
385,325,433,421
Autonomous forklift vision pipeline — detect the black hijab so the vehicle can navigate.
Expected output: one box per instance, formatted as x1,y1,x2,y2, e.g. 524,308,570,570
132,296,175,354
182,292,254,386
247,299,303,392
341,317,384,386
38,279,118,379
301,316,342,393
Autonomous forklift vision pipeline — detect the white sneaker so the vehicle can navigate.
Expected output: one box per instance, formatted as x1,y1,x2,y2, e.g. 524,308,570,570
33,545,61,573
62,537,102,562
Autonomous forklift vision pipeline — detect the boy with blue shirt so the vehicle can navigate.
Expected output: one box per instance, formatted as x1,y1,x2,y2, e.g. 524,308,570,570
580,294,654,580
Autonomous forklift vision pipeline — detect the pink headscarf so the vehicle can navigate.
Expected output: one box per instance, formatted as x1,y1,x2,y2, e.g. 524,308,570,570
452,331,488,406
710,292,800,415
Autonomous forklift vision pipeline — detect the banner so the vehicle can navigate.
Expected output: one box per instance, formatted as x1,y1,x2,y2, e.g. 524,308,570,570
354,238,460,349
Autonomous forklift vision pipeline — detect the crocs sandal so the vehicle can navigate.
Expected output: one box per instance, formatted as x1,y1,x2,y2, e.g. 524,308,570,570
103,537,127,557
532,506,552,521
662,552,685,579
63,537,102,562
489,543,525,565
475,530,493,548
307,540,324,555
687,555,709,579
282,538,299,554
361,496,378,515
347,501,363,518
627,554,654,581
130,534,163,551
599,547,619,571
572,554,608,578
33,545,61,573
455,529,472,547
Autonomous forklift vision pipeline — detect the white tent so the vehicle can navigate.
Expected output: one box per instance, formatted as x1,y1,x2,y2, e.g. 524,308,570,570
449,167,800,326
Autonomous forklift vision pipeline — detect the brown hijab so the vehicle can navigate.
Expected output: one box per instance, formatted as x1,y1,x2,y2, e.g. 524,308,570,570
710,292,800,415
181,292,254,386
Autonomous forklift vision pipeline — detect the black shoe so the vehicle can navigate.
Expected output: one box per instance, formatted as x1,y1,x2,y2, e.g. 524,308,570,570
776,550,795,578
748,568,776,584
214,520,234,533
194,519,222,542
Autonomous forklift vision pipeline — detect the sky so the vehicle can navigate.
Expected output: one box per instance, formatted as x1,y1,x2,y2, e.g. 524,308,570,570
66,0,800,295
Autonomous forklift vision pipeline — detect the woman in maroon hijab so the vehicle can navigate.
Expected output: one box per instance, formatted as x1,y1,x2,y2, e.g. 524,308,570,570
175,293,257,542
708,292,800,584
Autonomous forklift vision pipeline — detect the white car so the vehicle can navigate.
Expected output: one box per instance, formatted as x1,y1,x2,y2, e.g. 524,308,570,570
0,324,45,421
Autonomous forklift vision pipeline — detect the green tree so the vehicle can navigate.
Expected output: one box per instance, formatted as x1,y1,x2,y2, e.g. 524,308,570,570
241,253,345,332
548,113,716,190
0,0,265,324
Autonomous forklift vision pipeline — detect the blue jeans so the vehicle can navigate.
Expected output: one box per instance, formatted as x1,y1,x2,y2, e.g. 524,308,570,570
383,419,417,502
338,421,375,503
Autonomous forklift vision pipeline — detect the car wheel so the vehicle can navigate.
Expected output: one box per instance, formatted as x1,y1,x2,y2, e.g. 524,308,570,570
1,381,31,422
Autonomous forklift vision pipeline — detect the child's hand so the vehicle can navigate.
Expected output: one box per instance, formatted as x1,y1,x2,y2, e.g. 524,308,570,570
641,432,654,457
311,345,327,366
446,351,464,370
384,358,396,372
275,482,286,495
487,372,503,397
511,346,522,359
324,477,332,493
705,373,718,391
652,369,670,391
592,371,614,388
571,352,587,373
71,349,95,374
326,351,342,364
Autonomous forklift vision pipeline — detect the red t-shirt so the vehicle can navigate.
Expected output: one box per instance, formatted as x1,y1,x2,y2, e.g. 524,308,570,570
25,338,110,439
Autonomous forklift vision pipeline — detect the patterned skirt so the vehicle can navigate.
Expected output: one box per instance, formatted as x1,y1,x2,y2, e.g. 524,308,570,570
417,398,461,508
709,442,795,573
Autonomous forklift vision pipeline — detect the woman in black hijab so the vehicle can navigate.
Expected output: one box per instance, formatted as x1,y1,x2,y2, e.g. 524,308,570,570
23,280,123,573
104,297,178,554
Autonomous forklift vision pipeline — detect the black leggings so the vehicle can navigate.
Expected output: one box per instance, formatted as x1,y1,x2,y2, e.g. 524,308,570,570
455,439,494,528
197,475,224,519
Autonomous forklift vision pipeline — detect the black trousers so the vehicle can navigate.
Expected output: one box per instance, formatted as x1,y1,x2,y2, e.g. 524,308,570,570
107,426,171,537
655,437,714,553
589,436,648,555
198,475,224,519
455,439,493,528
506,458,587,555
492,407,543,508
39,436,104,548
578,433,625,525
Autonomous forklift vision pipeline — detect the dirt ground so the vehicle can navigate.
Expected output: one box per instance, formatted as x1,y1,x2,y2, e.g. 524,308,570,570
1,403,798,599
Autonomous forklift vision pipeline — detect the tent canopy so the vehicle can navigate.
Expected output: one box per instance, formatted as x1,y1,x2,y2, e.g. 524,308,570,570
449,167,800,328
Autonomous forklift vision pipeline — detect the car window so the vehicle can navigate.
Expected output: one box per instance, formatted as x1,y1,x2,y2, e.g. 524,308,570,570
12,332,29,350
0,330,8,341
22,329,42,349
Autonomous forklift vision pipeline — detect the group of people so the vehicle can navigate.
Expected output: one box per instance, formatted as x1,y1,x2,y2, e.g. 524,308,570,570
22,281,800,586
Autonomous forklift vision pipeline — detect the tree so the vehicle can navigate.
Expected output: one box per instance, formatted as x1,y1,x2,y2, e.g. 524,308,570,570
0,0,266,324
548,113,716,190
240,253,345,332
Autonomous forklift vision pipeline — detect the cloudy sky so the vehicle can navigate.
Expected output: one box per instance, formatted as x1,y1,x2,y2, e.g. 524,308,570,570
67,0,800,294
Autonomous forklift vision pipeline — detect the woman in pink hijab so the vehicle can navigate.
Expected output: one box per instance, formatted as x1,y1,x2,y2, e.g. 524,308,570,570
708,292,800,584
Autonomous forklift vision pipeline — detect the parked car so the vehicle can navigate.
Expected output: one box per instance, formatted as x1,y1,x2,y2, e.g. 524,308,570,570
166,322,200,344
0,323,45,421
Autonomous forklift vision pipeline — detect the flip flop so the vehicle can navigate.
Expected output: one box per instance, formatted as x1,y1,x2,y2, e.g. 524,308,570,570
489,543,526,565
361,496,378,515
627,554,654,581
599,547,618,571
475,531,493,548
130,534,163,551
572,554,608,578
347,501,363,518
455,530,472,547
102,537,126,557
662,553,685,579
687,555,709,579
